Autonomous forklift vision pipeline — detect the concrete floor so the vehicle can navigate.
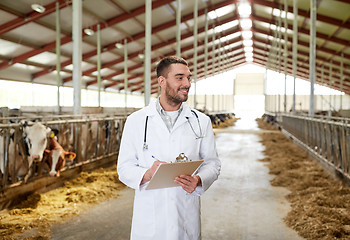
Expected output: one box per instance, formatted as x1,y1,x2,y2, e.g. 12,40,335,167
202,117,303,240
51,117,303,240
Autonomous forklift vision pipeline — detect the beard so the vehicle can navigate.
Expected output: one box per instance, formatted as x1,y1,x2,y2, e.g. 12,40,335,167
165,82,189,105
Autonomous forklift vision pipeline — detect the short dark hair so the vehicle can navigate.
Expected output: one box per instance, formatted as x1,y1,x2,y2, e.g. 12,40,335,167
156,56,188,78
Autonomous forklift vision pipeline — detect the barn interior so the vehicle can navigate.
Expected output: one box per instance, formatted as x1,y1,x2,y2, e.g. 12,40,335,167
0,0,350,239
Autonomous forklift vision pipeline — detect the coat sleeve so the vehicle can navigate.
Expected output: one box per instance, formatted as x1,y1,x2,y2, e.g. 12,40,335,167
193,116,221,195
117,114,148,190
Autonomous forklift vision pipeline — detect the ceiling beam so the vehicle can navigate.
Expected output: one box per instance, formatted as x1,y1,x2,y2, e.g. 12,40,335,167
32,0,239,80
251,14,350,47
0,0,174,71
253,0,350,30
0,0,72,35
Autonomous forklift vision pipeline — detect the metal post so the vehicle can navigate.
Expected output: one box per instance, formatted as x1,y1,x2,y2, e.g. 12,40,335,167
193,0,198,108
72,0,82,115
124,38,128,114
97,24,101,107
321,66,324,110
212,94,215,112
204,8,208,79
56,2,61,114
340,51,344,110
309,0,316,116
278,6,282,113
292,0,298,114
176,0,181,57
264,68,267,111
218,34,222,74
330,61,333,113
212,23,216,77
144,0,152,106
283,0,288,112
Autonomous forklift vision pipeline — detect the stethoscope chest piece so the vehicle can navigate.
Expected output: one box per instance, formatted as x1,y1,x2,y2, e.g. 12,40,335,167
143,142,148,150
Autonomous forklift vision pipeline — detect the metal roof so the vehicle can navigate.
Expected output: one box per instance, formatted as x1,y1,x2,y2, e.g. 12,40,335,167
0,0,349,95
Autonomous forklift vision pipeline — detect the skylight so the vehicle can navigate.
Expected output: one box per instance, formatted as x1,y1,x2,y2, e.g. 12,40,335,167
215,20,239,32
208,5,235,20
238,1,254,63
272,9,294,19
243,39,253,47
241,30,253,39
244,46,253,52
238,2,251,17
240,19,252,29
246,56,253,62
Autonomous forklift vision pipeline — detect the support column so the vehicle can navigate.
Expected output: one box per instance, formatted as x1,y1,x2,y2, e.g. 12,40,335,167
278,6,282,113
144,0,152,106
283,0,288,112
329,61,333,116
193,0,198,108
292,0,298,114
340,52,344,110
204,8,208,79
321,66,324,110
72,0,82,115
309,0,316,116
97,24,101,107
176,0,181,57
124,38,128,114
211,23,216,77
56,1,61,114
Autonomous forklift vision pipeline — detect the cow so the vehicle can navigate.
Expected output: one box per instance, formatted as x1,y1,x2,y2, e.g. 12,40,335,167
43,133,76,177
1,121,51,183
17,121,50,182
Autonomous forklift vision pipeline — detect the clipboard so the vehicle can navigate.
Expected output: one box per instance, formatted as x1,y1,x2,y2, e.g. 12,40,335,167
145,160,204,190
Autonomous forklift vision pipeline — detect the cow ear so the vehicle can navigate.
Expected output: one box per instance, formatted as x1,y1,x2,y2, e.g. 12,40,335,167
46,127,52,135
21,120,28,128
51,128,59,137
66,152,76,161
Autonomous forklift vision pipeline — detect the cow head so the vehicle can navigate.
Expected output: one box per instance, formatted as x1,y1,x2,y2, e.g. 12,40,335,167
22,122,51,163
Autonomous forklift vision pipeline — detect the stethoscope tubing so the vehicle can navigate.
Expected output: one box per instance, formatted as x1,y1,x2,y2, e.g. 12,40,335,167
143,110,203,150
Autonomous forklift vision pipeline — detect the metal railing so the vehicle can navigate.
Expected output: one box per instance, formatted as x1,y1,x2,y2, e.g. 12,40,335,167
281,114,350,177
0,115,126,189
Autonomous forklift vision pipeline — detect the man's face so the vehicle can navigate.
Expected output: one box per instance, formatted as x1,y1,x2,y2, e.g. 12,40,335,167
160,63,192,105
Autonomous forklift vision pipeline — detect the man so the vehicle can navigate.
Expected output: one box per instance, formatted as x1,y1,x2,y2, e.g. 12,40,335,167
117,56,221,240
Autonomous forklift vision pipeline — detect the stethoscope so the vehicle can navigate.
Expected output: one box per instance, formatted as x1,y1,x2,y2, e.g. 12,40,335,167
143,110,203,150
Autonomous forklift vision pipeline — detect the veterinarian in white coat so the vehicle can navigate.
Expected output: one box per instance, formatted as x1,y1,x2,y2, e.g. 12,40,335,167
117,56,221,240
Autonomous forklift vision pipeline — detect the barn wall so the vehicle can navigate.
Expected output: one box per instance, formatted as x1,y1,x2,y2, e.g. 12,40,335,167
265,94,350,115
187,94,234,113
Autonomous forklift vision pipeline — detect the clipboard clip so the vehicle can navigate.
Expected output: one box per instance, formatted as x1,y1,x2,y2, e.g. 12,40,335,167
175,153,191,162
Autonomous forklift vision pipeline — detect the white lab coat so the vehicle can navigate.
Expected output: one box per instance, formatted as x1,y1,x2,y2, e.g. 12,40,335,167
117,100,221,240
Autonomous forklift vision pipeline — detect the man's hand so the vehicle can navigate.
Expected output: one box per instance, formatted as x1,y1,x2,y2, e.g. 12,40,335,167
141,161,166,184
174,175,202,193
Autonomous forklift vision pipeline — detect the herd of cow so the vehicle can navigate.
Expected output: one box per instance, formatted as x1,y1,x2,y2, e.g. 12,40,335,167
0,111,233,189
0,117,125,188
0,121,75,184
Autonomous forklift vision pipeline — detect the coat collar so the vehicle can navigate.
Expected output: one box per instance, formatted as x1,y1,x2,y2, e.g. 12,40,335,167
145,98,193,119
144,99,194,132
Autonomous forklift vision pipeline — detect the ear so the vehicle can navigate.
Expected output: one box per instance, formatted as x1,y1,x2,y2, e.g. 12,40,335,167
158,76,165,87
21,120,28,128
51,128,59,136
65,152,76,161
46,127,52,136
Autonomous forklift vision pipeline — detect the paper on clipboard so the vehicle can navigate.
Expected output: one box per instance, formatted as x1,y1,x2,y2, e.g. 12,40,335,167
145,160,204,190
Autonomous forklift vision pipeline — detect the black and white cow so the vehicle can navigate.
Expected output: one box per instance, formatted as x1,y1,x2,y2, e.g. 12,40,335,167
0,121,51,183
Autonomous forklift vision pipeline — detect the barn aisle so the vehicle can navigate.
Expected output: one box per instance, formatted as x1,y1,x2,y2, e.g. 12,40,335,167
201,117,304,240
50,187,134,240
50,117,303,240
